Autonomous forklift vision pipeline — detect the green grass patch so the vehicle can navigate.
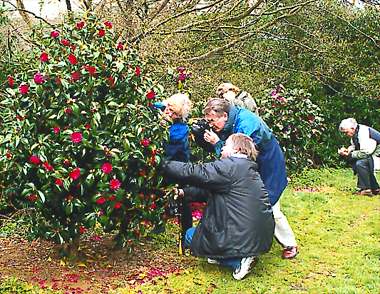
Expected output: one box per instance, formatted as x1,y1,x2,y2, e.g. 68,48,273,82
121,168,380,293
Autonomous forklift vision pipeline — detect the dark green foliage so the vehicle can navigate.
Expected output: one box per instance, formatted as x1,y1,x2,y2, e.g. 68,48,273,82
0,14,170,248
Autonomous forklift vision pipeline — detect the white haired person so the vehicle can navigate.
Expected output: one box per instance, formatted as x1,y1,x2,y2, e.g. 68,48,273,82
338,118,380,196
216,82,259,114
162,133,275,280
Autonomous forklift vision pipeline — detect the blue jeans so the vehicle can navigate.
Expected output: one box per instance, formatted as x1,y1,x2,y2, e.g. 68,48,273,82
185,227,241,270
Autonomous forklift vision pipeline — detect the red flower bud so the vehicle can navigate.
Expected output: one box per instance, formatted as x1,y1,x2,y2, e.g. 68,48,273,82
108,195,116,201
27,194,38,202
64,107,73,115
19,84,29,95
43,161,54,172
29,155,41,165
98,29,105,37
76,21,85,30
109,179,121,191
50,30,60,38
33,72,45,84
140,138,150,147
55,178,63,186
7,76,15,87
71,71,81,82
69,167,81,180
107,76,115,87
40,52,49,62
114,202,122,209
101,162,113,174
53,127,60,134
60,39,70,46
146,90,156,100
68,54,77,65
79,226,86,234
96,197,107,205
84,65,96,76
116,42,124,50
70,132,83,144
104,21,112,29
135,66,141,77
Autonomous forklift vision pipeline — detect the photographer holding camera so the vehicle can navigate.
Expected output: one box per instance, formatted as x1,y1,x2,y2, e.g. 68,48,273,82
162,133,275,280
192,98,298,259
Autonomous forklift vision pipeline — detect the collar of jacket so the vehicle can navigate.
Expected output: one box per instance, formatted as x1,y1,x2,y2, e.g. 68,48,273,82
223,106,238,133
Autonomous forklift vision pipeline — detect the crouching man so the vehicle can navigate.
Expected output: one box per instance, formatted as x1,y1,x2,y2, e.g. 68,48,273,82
162,133,274,280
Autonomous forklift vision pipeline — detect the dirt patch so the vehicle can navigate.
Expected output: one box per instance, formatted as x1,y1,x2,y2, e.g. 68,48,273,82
0,234,195,293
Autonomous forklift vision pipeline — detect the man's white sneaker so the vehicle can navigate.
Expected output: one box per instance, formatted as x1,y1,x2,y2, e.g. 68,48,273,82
232,256,255,280
207,258,220,265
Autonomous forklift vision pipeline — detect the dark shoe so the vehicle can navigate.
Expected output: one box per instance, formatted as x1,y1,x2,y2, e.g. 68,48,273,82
282,246,298,259
354,189,373,196
372,189,380,195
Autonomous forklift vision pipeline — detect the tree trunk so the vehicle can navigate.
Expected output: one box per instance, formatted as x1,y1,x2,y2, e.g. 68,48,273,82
16,0,31,27
65,0,72,11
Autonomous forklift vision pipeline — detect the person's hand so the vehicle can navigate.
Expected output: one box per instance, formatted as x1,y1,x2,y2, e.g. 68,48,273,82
204,129,220,145
338,147,349,156
173,188,184,200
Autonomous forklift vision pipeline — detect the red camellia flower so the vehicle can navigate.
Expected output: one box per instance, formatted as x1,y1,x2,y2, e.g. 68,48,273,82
43,161,54,172
150,203,157,210
96,197,107,205
84,65,96,76
79,226,86,234
65,107,73,115
109,179,121,190
114,202,122,209
116,42,123,50
146,90,156,100
107,76,115,87
19,84,29,95
60,39,70,46
108,195,116,201
71,71,81,82
135,66,141,77
53,127,60,134
50,30,60,38
104,21,112,29
84,123,91,130
27,194,38,202
76,21,85,30
33,72,45,84
101,162,113,174
98,29,105,37
40,52,49,62
6,151,12,159
140,138,150,147
7,76,15,87
71,132,83,144
69,167,81,180
68,54,77,65
29,155,41,165
55,178,63,186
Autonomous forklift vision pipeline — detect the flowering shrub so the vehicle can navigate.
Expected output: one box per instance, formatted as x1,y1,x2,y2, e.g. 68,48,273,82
0,15,170,250
258,85,325,172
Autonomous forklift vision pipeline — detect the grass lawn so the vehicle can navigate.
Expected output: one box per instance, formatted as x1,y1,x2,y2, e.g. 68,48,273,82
1,169,379,293
122,168,380,294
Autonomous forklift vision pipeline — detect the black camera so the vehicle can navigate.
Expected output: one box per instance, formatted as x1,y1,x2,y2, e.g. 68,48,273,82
191,118,211,137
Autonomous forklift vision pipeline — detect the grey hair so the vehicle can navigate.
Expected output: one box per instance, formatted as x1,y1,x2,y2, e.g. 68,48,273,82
339,118,357,131
203,98,231,116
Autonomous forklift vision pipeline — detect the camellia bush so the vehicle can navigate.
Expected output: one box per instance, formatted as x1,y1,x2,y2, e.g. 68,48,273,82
0,14,170,252
258,85,325,172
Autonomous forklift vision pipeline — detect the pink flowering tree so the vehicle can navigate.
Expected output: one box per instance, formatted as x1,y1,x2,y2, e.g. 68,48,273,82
1,15,170,252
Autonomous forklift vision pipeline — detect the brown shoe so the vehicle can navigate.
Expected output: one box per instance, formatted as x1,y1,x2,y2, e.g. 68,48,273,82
355,189,373,196
282,246,298,259
372,189,380,195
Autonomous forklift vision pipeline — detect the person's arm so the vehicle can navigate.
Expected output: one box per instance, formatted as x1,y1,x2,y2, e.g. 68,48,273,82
162,159,230,192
